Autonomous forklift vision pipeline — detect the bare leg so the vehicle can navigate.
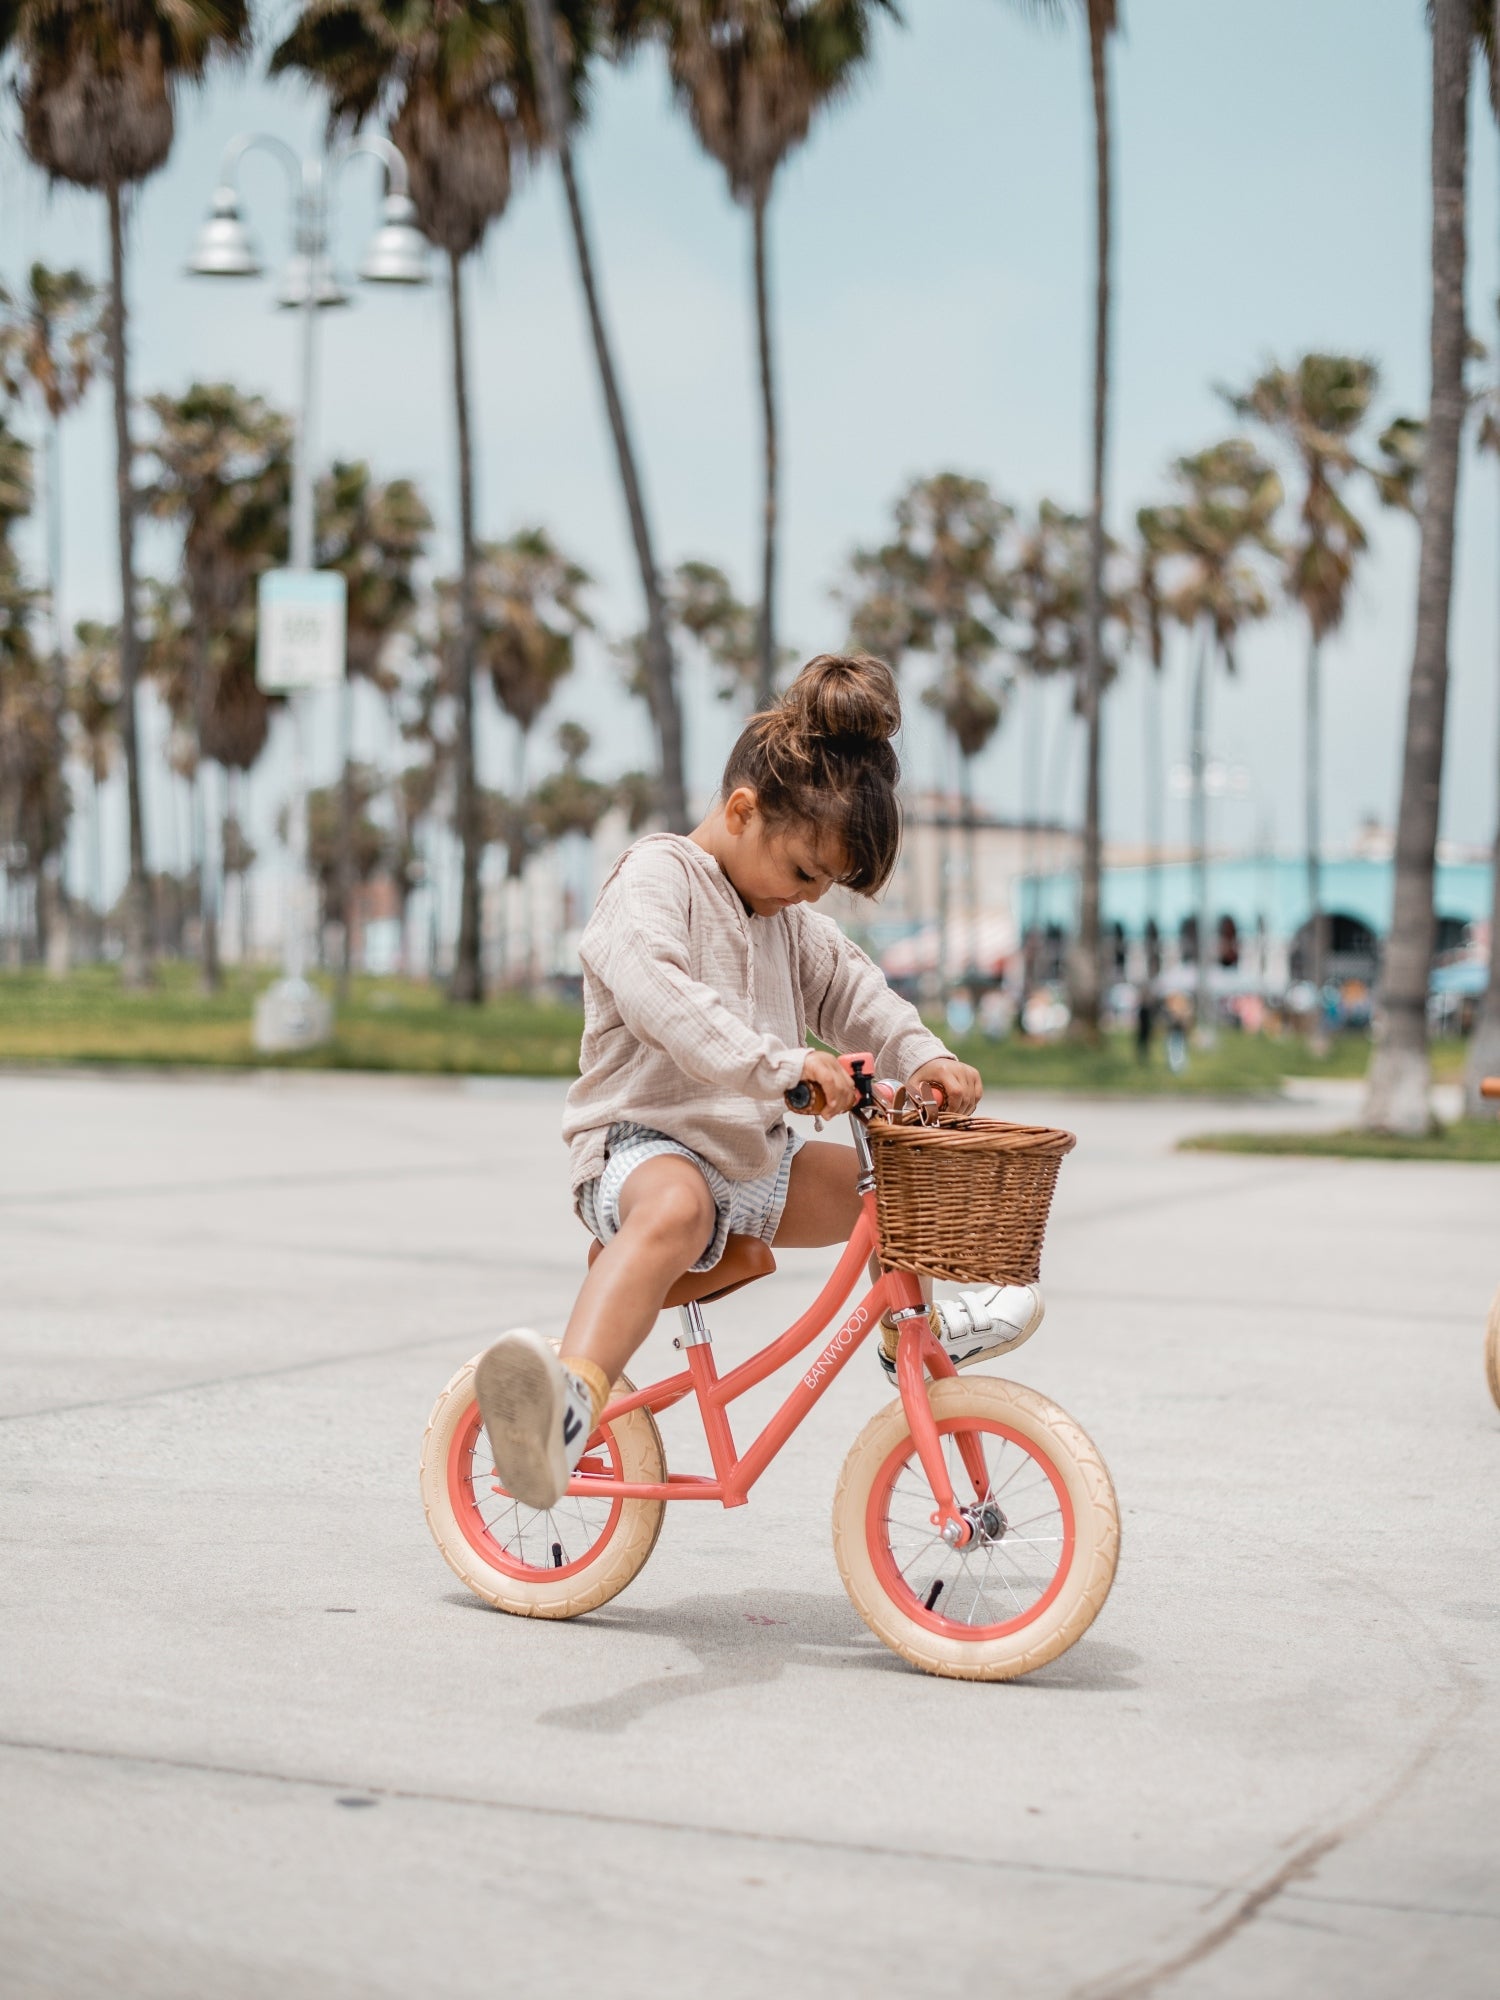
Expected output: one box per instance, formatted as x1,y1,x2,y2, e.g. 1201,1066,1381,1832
773,1140,930,1310
559,1154,717,1384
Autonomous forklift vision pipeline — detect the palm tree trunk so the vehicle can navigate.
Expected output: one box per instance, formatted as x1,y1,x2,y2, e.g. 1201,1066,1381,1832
91,767,104,959
519,0,687,830
1466,687,1500,1114
1464,63,1500,1120
1305,625,1325,1013
556,144,686,830
107,181,151,987
1189,621,1212,1032
1071,12,1113,1043
40,412,70,976
1145,656,1163,978
960,750,981,984
446,249,484,1005
191,609,220,993
1365,0,1469,1132
337,673,354,1003
753,192,778,712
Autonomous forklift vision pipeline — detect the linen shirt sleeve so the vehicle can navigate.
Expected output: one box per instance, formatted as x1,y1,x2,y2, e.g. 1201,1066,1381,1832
793,910,951,1081
584,854,808,1100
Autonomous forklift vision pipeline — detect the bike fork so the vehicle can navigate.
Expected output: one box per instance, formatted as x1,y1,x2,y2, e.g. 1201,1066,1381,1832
894,1318,989,1549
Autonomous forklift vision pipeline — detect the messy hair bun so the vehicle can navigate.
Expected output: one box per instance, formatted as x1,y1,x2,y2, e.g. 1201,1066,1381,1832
721,653,903,896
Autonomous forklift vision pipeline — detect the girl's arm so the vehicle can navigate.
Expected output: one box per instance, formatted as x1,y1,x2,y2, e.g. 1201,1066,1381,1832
794,909,952,1082
587,861,808,1100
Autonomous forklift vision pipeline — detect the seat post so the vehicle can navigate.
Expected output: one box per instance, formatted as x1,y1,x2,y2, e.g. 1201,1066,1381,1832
676,1301,712,1348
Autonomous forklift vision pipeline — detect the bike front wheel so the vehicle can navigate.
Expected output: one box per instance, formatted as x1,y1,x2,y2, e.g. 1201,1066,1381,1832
421,1350,666,1619
832,1376,1119,1681
1486,1286,1500,1411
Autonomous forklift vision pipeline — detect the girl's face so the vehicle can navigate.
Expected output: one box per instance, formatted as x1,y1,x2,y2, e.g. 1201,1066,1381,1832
717,787,848,918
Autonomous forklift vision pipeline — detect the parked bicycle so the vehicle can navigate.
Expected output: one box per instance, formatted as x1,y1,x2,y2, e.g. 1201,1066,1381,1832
422,1055,1120,1681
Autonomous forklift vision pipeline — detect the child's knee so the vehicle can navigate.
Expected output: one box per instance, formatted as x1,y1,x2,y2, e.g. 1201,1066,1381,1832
620,1172,715,1258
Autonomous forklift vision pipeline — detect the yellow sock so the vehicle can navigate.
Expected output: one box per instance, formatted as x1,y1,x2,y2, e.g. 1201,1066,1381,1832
565,1356,612,1431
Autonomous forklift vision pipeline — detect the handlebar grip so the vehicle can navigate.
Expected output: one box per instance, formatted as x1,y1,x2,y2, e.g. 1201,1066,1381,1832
785,1079,827,1116
1482,1077,1500,1101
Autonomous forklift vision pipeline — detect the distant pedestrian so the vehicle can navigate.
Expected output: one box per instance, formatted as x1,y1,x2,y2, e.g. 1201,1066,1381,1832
1135,990,1154,1063
1165,993,1189,1075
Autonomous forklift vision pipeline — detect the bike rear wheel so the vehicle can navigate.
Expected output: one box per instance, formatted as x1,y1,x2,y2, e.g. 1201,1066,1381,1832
1486,1286,1500,1412
832,1376,1118,1681
421,1349,666,1618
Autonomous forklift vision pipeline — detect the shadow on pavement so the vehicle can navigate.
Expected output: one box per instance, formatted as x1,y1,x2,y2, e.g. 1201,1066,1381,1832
436,1586,1145,1730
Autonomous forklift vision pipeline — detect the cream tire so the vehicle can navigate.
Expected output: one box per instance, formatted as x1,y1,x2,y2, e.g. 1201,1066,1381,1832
832,1375,1119,1681
1486,1286,1500,1412
421,1348,666,1618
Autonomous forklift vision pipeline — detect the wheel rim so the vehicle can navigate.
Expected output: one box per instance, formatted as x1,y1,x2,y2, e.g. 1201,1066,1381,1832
448,1400,625,1581
866,1416,1076,1640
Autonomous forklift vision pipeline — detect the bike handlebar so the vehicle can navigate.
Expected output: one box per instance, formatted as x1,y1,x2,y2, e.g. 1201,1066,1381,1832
785,1056,947,1119
1482,1076,1500,1101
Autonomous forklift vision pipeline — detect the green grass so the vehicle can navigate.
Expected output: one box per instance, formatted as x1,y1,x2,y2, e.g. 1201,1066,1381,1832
1178,1121,1500,1163
940,1021,1465,1093
0,964,1470,1096
0,964,586,1077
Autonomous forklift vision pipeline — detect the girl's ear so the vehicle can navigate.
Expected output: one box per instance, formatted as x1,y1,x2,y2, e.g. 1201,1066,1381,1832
723,785,759,836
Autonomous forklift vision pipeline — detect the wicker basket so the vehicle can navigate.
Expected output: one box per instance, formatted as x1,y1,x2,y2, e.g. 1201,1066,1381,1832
868,1114,1077,1286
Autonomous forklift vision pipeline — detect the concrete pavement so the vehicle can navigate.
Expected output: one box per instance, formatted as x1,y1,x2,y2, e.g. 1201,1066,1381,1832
1,1069,1497,1998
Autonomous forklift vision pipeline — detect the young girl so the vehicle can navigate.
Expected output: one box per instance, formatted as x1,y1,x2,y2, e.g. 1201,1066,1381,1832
474,653,1044,1509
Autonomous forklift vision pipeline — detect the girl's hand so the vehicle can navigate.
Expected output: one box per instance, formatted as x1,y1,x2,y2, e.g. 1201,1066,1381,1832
907,1055,982,1117
800,1049,859,1116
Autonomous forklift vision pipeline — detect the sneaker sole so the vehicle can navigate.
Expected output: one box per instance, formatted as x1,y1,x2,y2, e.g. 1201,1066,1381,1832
473,1332,569,1512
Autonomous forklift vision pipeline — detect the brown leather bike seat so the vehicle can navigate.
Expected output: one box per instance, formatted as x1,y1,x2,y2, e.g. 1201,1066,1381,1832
587,1230,777,1308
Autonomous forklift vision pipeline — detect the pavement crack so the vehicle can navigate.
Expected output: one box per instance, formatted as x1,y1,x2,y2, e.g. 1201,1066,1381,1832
1067,1671,1486,2000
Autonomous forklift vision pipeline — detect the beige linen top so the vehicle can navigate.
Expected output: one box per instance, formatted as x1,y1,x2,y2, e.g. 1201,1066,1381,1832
563,833,951,1195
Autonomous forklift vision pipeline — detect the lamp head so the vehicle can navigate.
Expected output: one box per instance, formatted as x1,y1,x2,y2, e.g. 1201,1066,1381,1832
187,187,262,279
358,192,430,286
276,253,351,311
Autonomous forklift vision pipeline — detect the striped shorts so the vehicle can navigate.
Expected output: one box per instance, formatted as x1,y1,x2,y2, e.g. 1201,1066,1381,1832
578,1120,803,1273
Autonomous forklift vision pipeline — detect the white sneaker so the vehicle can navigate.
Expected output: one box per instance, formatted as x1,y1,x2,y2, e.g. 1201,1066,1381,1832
473,1330,594,1511
879,1284,1045,1378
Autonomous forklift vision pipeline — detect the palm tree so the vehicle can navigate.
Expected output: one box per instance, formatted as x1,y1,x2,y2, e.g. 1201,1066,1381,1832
1464,7,1500,1117
306,762,389,946
0,417,49,960
517,0,687,829
616,559,760,726
646,0,894,710
460,525,591,985
1363,0,1473,1131
1128,525,1168,979
1011,499,1086,998
141,383,291,990
1227,354,1378,1022
1,0,252,986
1139,440,1282,1032
1008,1,1119,1034
531,718,614,977
271,0,580,1001
316,459,431,995
0,263,105,969
68,619,121,952
847,472,1013,996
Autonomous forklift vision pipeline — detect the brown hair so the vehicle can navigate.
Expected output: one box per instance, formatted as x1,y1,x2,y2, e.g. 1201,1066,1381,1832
721,653,902,896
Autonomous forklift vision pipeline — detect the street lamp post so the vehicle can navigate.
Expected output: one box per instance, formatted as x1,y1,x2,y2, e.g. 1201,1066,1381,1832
187,135,429,1050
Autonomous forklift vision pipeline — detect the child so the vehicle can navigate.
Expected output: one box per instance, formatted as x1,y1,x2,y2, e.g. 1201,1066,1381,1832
474,654,1044,1509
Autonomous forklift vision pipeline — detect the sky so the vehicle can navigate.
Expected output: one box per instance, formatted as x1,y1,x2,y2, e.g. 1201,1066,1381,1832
2,0,1499,911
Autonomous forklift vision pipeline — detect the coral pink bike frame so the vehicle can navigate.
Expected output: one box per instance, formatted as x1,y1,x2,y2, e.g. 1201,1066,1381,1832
567,1118,991,1542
